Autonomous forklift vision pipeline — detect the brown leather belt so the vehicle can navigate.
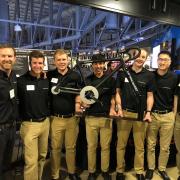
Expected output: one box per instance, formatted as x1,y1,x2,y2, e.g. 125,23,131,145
123,108,137,113
24,117,46,122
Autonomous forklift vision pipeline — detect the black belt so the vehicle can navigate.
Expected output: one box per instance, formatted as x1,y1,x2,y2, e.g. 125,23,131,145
53,113,74,118
123,108,137,113
86,113,107,117
23,117,47,122
152,109,172,114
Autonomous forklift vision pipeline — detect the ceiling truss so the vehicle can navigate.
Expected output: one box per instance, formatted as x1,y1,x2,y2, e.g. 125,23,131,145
0,0,169,51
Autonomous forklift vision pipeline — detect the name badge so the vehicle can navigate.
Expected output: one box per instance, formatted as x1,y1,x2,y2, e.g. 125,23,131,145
26,85,35,91
124,77,129,82
9,89,15,99
51,78,58,84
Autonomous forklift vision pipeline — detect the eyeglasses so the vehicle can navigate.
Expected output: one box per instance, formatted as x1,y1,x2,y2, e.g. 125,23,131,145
157,58,170,62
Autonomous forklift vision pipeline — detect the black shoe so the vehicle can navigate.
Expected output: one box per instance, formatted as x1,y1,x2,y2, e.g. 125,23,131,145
88,173,96,180
145,169,154,180
69,173,81,180
136,174,145,180
178,176,180,180
116,173,125,180
158,170,170,180
102,172,111,180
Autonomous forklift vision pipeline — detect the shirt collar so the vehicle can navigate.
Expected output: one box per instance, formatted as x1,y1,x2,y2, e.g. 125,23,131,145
129,66,146,74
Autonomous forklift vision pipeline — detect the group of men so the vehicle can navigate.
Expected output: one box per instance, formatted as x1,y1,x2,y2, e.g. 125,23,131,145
0,43,180,180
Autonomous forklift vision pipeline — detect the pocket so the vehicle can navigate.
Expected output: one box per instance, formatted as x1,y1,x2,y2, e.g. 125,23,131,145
104,118,112,129
75,116,80,124
85,117,97,127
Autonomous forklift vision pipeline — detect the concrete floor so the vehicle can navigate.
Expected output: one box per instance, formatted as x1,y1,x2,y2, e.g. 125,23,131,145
3,159,179,180
3,128,179,180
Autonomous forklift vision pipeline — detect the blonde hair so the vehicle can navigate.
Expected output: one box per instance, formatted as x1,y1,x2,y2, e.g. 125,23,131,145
54,49,69,59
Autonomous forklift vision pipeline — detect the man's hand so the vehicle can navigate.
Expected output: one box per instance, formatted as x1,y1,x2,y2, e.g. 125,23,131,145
143,112,152,123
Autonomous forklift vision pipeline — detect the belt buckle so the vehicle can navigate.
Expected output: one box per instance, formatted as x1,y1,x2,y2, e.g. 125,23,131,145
154,110,167,114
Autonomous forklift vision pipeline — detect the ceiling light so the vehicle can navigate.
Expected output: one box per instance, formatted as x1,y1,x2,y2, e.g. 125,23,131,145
14,24,22,32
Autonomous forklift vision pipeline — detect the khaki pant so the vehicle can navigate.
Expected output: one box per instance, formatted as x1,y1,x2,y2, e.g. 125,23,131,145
174,113,180,176
20,118,50,180
116,110,147,174
50,116,79,179
147,112,175,171
85,116,112,173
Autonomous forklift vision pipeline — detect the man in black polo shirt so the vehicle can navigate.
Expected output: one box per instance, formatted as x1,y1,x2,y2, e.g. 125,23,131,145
174,74,180,180
145,51,178,180
18,50,50,180
0,44,17,179
82,54,116,180
115,48,154,180
47,49,81,180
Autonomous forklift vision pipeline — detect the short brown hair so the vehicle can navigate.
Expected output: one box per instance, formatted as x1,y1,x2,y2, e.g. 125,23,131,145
29,50,45,64
0,44,16,56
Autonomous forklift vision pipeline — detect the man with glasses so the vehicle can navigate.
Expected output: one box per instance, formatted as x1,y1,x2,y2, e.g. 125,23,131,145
145,51,178,180
174,74,180,180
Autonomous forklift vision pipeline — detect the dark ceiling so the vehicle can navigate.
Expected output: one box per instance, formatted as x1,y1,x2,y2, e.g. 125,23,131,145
59,0,180,26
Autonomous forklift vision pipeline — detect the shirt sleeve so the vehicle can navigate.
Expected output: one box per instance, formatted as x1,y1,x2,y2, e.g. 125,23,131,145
116,70,125,89
147,72,156,92
174,74,179,96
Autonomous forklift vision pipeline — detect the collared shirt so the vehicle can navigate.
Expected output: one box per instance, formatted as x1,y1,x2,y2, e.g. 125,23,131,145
47,68,81,115
85,74,115,115
0,70,18,124
153,70,178,111
116,67,155,112
17,72,50,120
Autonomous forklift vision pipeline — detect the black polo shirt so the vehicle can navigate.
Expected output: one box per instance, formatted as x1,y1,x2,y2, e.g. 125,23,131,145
177,75,180,113
177,74,180,112
47,68,81,115
0,70,18,124
17,72,50,120
153,70,178,111
85,74,115,115
116,67,155,112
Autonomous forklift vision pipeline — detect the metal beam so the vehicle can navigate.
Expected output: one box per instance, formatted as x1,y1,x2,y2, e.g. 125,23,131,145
79,8,92,30
78,11,108,46
20,34,81,48
13,0,20,20
63,18,73,48
103,22,161,48
50,3,64,41
30,0,34,44
0,19,84,31
125,26,169,47
32,0,45,42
